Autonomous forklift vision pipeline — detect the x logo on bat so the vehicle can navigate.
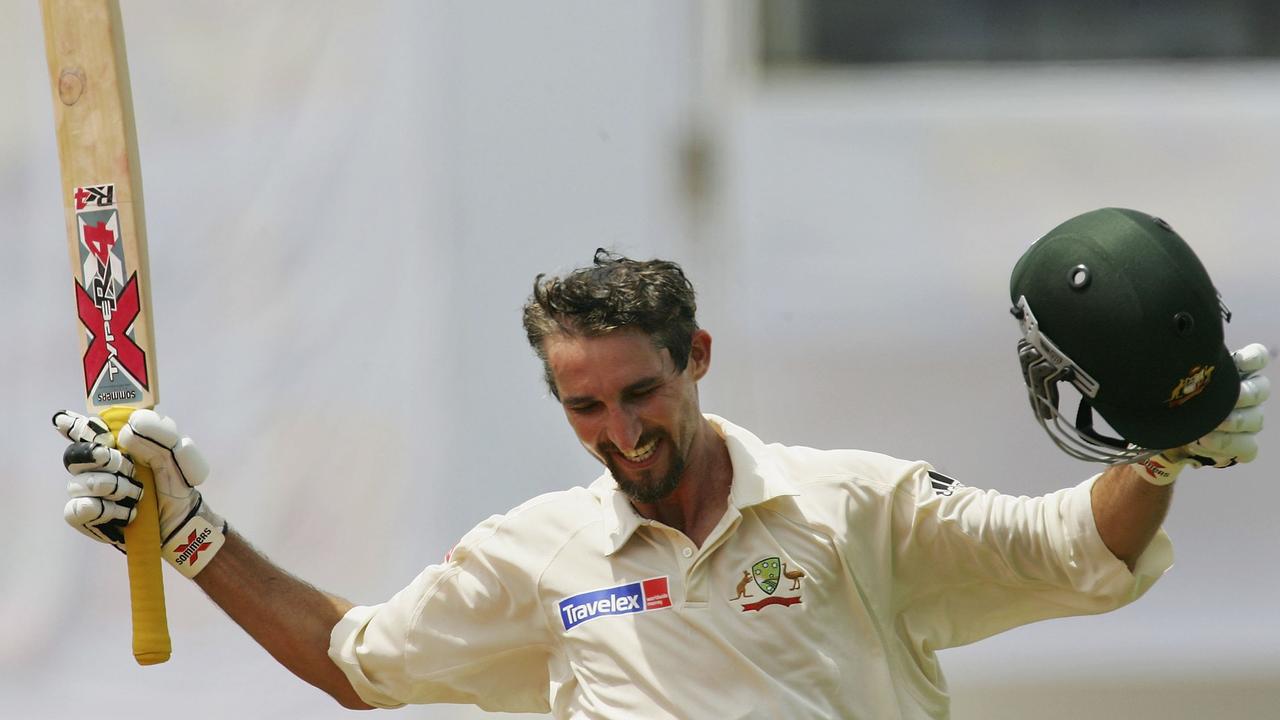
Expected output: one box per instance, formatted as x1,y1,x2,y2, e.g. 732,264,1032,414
74,273,148,394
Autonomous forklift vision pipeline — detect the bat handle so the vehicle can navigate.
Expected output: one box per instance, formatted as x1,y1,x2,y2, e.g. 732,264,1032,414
101,406,172,665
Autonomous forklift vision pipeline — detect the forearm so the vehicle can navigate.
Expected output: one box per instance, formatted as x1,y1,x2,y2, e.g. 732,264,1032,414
194,529,373,710
1090,464,1172,571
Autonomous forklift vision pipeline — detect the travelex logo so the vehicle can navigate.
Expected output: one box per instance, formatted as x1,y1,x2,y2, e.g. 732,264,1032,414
559,577,672,631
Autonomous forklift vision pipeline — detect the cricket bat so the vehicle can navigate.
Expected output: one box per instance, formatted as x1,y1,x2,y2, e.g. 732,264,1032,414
41,0,170,665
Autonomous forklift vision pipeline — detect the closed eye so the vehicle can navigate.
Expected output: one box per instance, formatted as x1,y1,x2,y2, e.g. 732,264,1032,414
567,401,602,416
627,385,659,401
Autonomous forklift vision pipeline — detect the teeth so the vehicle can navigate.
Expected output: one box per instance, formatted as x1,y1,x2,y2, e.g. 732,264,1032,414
623,438,658,462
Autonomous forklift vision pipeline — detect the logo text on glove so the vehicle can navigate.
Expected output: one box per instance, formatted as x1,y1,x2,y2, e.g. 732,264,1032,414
173,527,213,567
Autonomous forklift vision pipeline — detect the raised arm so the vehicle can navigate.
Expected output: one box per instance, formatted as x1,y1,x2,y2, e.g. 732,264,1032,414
194,530,372,709
1092,344,1269,570
53,409,371,709
1090,465,1171,570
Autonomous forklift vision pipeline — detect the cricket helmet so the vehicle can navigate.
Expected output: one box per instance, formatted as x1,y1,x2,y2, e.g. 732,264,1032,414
1010,208,1238,463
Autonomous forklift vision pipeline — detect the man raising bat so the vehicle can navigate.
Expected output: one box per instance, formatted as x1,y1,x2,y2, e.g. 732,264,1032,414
51,212,1269,717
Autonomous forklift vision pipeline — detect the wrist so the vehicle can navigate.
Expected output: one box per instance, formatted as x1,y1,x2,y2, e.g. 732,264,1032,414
1132,453,1185,486
161,498,227,578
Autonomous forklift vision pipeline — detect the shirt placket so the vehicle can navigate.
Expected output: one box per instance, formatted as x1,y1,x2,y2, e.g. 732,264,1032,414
646,505,744,608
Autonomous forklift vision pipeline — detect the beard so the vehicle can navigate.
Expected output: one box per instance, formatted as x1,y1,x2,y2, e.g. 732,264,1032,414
603,431,687,504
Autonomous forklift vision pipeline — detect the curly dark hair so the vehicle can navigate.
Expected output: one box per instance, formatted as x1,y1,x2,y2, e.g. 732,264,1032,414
523,249,699,398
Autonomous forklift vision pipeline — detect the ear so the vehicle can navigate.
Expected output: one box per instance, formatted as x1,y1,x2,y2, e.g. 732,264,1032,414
688,329,712,381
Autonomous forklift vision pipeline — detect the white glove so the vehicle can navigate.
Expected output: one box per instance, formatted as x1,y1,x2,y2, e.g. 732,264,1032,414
54,409,226,577
1135,343,1270,485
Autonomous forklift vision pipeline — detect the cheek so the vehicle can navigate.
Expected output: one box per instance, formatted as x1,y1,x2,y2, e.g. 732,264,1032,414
678,389,704,437
648,393,695,437
668,382,699,419
563,412,602,447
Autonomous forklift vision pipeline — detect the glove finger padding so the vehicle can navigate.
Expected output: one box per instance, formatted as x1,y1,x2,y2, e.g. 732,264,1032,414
1178,347,1268,469
62,441,134,477
115,409,178,463
1238,375,1270,409
1232,343,1270,376
1216,406,1264,434
171,439,209,488
67,470,143,503
117,409,210,490
1187,431,1258,466
64,496,135,550
117,409,209,540
60,441,143,550
52,410,114,447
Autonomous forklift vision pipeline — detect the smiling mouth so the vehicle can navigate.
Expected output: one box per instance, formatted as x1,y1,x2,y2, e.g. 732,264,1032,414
618,436,659,464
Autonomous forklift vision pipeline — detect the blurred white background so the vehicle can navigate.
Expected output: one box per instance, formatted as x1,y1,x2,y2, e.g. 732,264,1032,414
3,1,1278,718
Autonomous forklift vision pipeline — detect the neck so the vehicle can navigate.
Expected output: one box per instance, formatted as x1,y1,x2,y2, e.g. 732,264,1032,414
630,418,733,547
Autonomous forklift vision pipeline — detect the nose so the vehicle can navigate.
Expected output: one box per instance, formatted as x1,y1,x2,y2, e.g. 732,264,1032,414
605,406,642,452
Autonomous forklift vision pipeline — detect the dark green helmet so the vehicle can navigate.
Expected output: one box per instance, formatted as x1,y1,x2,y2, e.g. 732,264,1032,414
1010,208,1238,463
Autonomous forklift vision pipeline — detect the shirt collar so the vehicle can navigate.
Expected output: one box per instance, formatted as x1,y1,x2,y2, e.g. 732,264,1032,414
592,414,800,555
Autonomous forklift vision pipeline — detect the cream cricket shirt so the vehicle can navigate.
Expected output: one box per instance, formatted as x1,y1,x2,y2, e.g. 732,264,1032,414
329,415,1173,719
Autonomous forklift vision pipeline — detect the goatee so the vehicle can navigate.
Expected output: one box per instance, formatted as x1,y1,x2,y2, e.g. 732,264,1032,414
606,435,686,504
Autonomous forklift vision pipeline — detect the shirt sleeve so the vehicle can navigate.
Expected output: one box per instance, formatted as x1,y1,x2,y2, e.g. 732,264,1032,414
890,465,1173,652
327,514,555,711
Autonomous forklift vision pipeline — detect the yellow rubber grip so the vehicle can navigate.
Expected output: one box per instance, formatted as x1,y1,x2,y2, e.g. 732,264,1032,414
101,406,171,665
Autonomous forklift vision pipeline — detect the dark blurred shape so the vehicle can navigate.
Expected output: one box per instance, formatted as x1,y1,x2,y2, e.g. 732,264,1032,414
761,0,1280,65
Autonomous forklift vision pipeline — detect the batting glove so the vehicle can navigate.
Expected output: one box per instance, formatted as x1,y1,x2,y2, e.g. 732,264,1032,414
54,409,227,577
1134,343,1270,485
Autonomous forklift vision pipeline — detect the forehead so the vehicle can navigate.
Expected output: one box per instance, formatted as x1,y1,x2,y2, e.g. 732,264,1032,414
545,329,671,398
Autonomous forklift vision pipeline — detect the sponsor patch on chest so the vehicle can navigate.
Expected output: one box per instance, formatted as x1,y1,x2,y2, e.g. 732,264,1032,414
558,577,672,631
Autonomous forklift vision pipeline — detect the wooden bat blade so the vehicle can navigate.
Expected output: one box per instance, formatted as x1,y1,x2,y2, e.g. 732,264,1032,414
42,0,170,665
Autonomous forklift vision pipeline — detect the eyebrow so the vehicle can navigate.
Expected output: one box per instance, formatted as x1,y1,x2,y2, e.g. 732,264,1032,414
561,375,666,407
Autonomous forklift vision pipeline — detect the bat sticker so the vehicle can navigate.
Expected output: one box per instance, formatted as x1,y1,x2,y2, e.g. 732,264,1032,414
73,183,148,404
74,183,114,210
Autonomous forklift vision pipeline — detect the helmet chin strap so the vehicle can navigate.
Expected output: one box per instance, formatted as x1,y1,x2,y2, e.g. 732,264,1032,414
1073,396,1129,451
1017,338,1157,465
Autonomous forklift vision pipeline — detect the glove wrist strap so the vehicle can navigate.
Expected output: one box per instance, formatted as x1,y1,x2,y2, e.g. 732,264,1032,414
1133,453,1184,486
161,502,227,578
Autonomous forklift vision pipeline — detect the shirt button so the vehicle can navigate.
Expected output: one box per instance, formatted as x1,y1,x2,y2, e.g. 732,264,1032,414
681,547,693,558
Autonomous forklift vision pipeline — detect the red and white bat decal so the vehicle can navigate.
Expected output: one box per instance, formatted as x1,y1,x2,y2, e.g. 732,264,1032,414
73,183,149,404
